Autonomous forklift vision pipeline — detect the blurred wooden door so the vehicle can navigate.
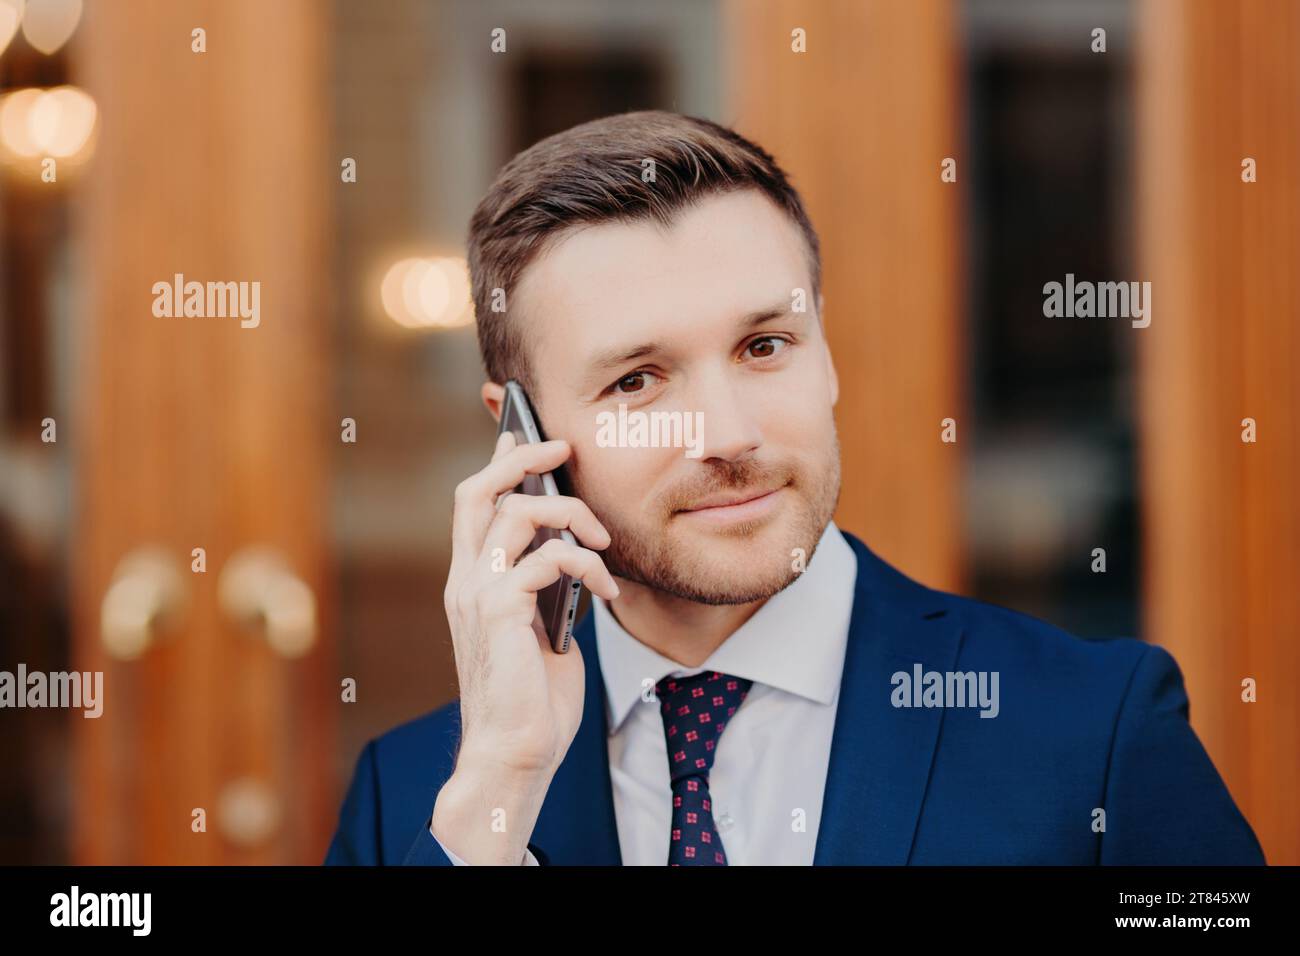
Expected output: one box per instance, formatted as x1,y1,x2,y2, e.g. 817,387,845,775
71,1,335,863
1137,0,1300,865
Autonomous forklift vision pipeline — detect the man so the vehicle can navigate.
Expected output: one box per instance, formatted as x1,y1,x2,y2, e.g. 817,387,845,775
325,111,1264,866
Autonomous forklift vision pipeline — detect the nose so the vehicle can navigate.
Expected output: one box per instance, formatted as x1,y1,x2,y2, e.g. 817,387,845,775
688,365,764,463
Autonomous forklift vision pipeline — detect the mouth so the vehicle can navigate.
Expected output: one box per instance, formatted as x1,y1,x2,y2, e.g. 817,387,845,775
676,483,789,524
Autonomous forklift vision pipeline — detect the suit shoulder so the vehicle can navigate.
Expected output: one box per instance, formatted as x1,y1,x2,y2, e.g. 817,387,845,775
916,590,1176,763
939,588,1148,671
841,528,1152,690
360,699,465,864
325,698,464,865
837,530,1144,671
369,697,463,771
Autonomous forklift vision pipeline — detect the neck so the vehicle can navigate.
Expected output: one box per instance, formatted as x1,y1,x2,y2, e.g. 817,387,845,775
604,576,769,667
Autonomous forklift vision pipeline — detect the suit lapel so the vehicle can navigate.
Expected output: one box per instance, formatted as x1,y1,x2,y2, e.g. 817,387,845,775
531,607,623,864
814,532,964,865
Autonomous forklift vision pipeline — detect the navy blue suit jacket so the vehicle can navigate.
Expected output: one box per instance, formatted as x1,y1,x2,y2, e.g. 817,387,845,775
324,530,1265,865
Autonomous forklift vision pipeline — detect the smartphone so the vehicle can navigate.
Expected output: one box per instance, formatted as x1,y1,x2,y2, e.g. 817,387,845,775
496,380,583,653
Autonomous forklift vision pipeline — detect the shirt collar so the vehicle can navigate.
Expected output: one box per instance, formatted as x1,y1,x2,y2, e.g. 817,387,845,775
593,520,859,735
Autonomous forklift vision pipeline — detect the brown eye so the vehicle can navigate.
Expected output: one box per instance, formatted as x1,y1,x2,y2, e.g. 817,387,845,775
615,372,646,393
747,336,784,358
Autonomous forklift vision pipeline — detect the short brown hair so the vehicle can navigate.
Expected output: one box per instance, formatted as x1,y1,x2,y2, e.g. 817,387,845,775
466,110,822,394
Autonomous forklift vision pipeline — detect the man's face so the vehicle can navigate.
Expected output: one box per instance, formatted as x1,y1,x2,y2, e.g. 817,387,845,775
512,188,841,605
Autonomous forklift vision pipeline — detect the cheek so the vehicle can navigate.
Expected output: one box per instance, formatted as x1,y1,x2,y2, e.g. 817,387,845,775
757,364,835,440
570,443,677,514
794,346,837,404
767,410,838,474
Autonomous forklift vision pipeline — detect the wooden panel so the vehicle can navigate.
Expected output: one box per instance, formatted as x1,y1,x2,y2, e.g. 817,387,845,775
724,0,965,590
72,0,334,863
1137,0,1300,864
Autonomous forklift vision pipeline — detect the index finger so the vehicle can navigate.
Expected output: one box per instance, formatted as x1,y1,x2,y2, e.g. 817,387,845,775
451,438,573,560
491,429,516,462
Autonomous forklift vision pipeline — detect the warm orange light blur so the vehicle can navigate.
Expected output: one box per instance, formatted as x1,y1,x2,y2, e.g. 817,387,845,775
0,87,43,156
0,85,98,172
380,255,473,330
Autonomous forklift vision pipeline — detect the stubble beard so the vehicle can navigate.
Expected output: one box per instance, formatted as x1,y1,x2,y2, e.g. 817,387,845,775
574,433,842,606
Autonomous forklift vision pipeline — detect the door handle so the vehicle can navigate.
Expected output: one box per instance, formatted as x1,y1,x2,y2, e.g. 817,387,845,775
100,547,187,660
217,546,317,658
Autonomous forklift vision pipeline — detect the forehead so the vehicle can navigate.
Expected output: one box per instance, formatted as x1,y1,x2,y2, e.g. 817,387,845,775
515,189,814,384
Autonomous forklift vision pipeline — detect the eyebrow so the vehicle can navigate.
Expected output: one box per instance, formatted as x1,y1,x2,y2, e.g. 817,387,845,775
583,301,802,377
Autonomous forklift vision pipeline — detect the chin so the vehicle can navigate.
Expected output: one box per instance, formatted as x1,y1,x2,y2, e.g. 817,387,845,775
661,515,813,602
665,555,800,606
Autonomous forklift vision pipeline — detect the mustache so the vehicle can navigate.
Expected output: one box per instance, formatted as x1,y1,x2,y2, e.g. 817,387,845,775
664,459,795,513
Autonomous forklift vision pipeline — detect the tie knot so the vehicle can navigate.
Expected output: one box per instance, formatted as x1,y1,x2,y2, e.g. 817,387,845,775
656,671,753,782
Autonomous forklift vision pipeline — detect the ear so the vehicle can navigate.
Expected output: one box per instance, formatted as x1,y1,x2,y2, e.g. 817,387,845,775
481,380,505,423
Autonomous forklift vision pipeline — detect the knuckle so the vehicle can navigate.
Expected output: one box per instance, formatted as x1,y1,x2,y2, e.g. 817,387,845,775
537,537,568,559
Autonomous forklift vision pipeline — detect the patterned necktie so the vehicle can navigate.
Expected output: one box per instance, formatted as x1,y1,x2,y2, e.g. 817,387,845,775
656,670,753,866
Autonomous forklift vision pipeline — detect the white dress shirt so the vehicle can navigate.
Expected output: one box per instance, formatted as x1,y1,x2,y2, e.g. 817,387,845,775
435,520,858,865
